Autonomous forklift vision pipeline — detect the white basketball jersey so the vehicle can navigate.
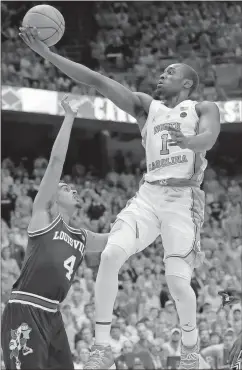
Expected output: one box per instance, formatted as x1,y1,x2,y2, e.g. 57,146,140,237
141,99,207,185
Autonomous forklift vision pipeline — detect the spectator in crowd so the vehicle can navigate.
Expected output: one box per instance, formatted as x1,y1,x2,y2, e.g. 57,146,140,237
69,289,87,320
1,187,15,226
61,304,78,354
79,327,94,350
201,330,235,369
198,277,222,312
162,328,182,364
161,300,179,328
110,324,128,358
15,187,33,217
141,282,160,312
1,247,20,302
133,322,153,353
117,339,154,370
73,345,90,370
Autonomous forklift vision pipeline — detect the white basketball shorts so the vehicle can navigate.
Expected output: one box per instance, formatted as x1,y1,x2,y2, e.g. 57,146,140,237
114,181,205,260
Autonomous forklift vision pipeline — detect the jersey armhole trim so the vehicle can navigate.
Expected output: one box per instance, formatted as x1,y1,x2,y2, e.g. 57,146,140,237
193,101,200,122
28,214,61,237
141,99,162,137
63,220,88,239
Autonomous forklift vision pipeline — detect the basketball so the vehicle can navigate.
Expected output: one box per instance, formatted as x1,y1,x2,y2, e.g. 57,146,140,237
22,5,65,47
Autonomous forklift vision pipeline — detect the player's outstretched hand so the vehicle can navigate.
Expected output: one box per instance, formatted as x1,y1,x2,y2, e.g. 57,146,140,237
168,127,189,149
61,95,80,117
19,26,49,57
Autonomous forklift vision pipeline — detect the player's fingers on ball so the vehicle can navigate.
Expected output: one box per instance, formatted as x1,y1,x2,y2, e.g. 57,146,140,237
23,29,32,44
19,33,27,44
31,27,41,40
28,30,36,43
25,25,35,42
19,33,29,45
32,27,39,37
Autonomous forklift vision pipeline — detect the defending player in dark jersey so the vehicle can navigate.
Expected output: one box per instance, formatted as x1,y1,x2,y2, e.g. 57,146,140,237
1,96,109,370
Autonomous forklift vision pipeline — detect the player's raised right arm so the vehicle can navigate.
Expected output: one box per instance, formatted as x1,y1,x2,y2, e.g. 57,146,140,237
31,96,78,214
19,27,152,123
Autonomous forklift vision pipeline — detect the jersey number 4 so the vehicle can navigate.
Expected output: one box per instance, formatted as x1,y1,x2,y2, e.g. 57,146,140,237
64,255,76,280
160,134,169,155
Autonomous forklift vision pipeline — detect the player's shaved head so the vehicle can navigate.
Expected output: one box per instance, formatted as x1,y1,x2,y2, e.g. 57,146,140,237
179,63,199,95
167,63,199,96
156,63,200,98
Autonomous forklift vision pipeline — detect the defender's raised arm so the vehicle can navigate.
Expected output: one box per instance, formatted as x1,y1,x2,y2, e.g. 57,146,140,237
31,96,78,214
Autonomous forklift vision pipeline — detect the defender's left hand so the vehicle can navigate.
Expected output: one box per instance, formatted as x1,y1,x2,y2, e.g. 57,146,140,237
168,127,189,149
61,95,80,117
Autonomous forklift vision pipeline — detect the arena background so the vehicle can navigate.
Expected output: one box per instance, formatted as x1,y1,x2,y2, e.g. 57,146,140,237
1,1,242,369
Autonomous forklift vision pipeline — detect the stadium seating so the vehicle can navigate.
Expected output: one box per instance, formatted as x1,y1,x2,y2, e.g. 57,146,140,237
1,153,242,369
1,2,242,100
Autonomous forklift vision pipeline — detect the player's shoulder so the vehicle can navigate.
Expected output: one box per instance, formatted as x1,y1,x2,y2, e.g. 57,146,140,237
28,209,61,236
66,222,88,240
134,92,153,114
195,100,219,115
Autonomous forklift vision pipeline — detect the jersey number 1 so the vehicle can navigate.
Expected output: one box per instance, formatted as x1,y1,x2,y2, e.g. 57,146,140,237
64,255,76,280
160,134,169,155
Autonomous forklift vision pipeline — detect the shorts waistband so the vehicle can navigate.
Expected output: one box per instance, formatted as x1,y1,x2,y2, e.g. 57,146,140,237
9,291,59,312
146,179,200,187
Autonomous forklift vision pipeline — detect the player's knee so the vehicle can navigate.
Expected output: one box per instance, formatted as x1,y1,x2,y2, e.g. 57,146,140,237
165,255,193,281
165,256,193,299
100,243,129,271
104,219,137,258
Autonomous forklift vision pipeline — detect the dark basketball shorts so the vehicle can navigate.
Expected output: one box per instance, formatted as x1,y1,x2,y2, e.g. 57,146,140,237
1,291,74,369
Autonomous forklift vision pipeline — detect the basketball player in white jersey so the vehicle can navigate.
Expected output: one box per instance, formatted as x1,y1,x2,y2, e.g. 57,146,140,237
20,26,220,370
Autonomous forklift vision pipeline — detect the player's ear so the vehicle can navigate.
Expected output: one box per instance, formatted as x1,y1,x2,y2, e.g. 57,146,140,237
183,79,193,90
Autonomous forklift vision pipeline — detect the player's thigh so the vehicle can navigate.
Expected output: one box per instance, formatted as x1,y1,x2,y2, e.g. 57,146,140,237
1,303,50,369
48,315,74,370
161,187,204,275
110,193,160,257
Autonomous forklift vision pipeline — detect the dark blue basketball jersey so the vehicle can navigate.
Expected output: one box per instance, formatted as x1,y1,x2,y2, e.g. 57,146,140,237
12,214,87,303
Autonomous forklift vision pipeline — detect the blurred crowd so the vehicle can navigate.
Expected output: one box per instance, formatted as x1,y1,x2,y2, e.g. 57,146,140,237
1,152,242,369
2,2,242,100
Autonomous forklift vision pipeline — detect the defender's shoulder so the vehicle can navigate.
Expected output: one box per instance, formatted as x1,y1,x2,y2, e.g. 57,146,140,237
65,222,88,241
28,211,61,237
